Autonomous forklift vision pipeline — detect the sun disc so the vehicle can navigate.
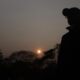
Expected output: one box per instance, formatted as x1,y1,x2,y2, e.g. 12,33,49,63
37,49,42,54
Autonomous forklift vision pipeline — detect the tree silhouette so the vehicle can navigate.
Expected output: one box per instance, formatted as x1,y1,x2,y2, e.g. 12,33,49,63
0,50,3,63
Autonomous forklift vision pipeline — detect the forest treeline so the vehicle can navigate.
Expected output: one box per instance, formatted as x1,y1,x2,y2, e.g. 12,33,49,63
0,44,59,80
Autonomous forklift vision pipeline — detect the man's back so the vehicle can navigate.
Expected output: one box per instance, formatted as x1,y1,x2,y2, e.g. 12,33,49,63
57,7,80,79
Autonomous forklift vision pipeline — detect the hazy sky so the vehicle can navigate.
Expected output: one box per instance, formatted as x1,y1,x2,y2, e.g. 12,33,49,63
0,0,80,56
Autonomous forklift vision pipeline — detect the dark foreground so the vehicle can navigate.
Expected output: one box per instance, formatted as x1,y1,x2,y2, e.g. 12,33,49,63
0,61,57,80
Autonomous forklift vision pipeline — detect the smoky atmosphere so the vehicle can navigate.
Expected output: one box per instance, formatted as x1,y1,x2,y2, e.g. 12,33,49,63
0,0,80,56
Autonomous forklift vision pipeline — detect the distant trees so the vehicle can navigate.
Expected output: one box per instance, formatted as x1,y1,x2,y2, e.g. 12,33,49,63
9,50,37,63
41,43,60,64
0,50,4,63
33,44,60,69
54,44,60,63
0,44,60,80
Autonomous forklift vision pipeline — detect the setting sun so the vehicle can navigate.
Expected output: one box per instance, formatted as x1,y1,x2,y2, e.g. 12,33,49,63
37,49,42,55
35,49,44,58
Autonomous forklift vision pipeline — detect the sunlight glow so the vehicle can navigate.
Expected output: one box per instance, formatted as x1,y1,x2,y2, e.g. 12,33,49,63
37,49,42,55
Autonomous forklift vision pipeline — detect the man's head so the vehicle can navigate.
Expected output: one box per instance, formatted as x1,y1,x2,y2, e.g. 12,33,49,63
62,7,80,26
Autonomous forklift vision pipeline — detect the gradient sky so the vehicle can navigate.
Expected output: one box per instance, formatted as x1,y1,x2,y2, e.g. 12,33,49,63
0,0,80,56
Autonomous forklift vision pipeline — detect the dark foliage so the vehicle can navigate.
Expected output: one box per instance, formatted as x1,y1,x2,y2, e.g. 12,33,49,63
0,48,58,80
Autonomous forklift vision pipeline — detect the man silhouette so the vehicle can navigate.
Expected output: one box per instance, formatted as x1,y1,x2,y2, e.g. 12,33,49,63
57,7,80,79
